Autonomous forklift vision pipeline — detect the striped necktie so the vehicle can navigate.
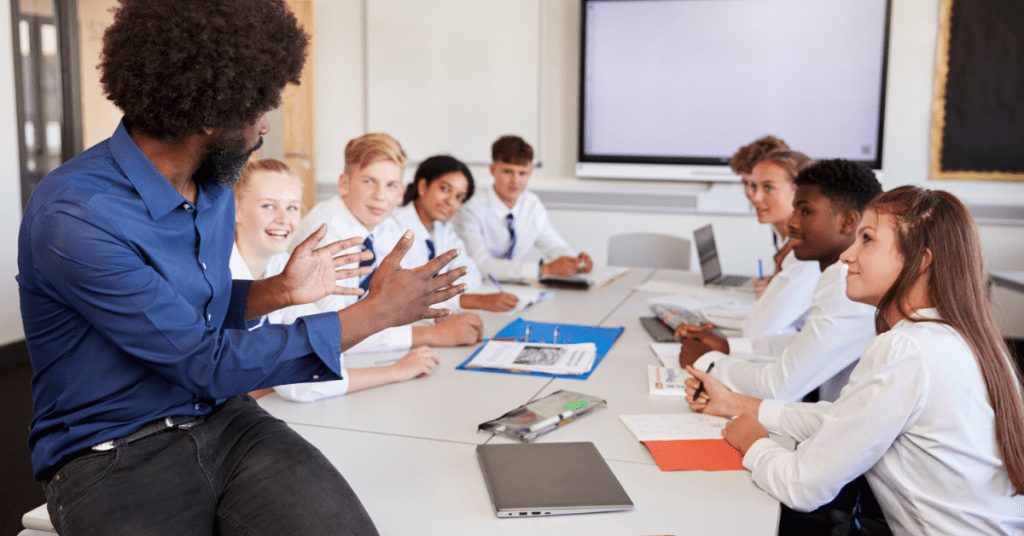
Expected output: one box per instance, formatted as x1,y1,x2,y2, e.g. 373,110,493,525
504,213,516,259
358,234,376,296
426,238,436,261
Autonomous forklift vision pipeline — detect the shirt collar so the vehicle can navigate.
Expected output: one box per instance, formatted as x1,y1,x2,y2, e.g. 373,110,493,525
486,187,517,219
396,203,432,238
109,119,211,221
333,196,373,237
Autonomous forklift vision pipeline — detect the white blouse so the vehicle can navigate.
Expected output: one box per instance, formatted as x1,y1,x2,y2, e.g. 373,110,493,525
741,249,821,339
746,309,1024,535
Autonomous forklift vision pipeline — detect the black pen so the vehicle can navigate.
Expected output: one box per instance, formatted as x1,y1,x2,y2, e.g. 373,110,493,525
692,362,715,402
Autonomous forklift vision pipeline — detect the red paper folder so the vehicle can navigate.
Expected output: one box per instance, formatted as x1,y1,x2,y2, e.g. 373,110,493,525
642,439,744,471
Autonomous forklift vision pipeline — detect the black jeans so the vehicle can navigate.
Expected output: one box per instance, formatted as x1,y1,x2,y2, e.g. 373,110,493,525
43,395,379,535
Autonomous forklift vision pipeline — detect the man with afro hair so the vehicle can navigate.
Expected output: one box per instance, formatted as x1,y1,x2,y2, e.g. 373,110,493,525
17,1,467,533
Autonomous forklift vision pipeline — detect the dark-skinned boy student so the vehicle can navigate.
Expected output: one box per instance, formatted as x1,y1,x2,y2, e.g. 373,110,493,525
677,159,882,402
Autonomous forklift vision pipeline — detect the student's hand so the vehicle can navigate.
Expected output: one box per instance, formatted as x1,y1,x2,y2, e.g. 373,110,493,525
278,224,374,305
674,325,729,354
428,312,484,346
541,256,582,277
722,413,769,457
678,338,714,368
392,346,439,381
460,292,519,312
684,364,735,417
362,231,468,328
575,252,594,274
752,275,773,298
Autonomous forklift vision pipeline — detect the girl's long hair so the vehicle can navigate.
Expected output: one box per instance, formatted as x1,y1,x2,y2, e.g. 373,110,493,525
870,185,1024,493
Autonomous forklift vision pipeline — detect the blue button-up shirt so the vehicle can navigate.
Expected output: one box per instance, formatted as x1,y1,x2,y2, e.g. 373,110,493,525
17,121,343,480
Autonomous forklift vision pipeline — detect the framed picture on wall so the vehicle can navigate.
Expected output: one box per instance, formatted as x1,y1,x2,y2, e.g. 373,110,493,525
930,0,1024,181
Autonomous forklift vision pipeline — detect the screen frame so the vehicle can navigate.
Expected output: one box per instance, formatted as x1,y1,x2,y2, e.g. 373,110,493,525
576,0,892,180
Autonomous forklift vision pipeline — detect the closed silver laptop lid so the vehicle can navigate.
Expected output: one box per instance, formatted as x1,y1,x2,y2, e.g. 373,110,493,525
476,442,633,517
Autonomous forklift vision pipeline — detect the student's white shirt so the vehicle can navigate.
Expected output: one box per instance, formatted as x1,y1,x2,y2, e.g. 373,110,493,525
453,187,574,281
694,262,876,402
745,309,1024,535
227,243,350,397
741,250,820,339
391,203,483,310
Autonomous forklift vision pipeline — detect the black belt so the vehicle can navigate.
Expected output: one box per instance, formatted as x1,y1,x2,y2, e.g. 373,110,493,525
43,416,205,482
90,415,204,452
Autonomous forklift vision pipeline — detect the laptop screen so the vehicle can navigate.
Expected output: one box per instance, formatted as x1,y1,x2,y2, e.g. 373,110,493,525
693,224,722,284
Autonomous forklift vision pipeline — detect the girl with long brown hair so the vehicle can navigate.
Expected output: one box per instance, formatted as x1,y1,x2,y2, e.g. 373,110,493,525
685,185,1024,535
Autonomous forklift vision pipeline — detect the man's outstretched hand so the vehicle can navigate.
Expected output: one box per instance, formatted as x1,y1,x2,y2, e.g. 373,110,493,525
361,230,469,329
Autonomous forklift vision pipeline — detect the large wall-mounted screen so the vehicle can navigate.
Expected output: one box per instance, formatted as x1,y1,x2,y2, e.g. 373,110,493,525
578,0,891,181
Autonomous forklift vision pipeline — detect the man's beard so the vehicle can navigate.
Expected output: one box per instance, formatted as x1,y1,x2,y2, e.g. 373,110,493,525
193,131,264,186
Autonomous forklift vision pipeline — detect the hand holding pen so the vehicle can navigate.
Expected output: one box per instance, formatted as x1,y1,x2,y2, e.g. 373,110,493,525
684,364,764,422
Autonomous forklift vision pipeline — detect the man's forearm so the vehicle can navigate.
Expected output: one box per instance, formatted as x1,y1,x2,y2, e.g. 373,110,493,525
337,300,393,353
244,277,293,321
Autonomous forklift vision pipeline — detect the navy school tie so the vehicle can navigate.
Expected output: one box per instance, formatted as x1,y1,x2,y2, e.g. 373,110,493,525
426,238,436,261
358,234,376,297
505,213,516,259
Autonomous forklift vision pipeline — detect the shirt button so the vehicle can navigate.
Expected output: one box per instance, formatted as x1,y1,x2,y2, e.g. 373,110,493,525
207,313,212,321
201,262,207,270
313,374,319,380
194,403,201,411
183,203,193,211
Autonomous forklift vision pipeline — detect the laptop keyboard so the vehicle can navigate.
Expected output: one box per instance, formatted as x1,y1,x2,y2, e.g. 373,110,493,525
716,274,750,286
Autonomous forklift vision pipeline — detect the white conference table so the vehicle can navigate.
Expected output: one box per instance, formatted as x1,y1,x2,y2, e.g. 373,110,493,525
256,268,781,535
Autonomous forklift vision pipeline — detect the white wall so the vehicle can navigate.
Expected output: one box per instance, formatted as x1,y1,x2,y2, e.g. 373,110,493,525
0,6,27,344
2,0,1021,344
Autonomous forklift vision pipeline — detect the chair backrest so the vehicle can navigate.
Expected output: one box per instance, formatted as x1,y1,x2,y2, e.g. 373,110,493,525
607,233,690,270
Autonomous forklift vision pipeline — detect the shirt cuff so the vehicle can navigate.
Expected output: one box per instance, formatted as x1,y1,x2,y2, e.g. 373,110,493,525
757,399,787,432
693,351,723,373
742,437,783,472
727,337,753,354
296,311,343,377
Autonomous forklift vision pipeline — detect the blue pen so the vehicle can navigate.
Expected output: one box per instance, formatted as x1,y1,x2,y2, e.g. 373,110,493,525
758,259,764,280
488,274,505,293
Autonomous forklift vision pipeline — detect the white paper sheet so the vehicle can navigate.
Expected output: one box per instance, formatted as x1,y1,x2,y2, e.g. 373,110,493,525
649,342,682,369
619,413,731,441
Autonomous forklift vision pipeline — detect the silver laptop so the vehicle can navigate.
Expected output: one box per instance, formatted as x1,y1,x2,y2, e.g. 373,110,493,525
476,442,633,517
693,224,753,287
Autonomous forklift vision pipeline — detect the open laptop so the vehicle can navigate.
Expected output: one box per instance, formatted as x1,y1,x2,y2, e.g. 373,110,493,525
476,442,633,517
693,224,753,287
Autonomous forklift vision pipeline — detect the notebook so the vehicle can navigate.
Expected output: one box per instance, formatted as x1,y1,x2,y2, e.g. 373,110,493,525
639,316,677,342
693,224,753,287
476,442,634,517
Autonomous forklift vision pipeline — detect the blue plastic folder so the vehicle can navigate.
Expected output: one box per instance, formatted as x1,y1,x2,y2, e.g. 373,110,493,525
456,318,624,379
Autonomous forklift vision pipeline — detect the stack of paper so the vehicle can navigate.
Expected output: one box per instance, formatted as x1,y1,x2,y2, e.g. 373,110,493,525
619,414,743,471
649,342,682,369
646,288,754,329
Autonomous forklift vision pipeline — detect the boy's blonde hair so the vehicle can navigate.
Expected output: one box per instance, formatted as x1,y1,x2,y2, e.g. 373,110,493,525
344,133,407,176
234,158,302,200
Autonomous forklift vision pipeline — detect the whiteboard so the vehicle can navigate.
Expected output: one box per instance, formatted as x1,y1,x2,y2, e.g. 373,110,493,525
365,0,541,165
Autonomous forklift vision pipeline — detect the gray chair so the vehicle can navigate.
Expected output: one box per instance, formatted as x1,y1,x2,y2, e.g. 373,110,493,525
607,233,690,270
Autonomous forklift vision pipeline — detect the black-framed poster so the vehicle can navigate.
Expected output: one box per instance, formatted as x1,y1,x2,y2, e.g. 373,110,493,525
931,0,1024,181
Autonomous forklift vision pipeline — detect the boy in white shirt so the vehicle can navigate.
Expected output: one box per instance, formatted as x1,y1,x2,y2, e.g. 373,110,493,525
269,133,483,356
454,135,593,281
677,159,882,402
